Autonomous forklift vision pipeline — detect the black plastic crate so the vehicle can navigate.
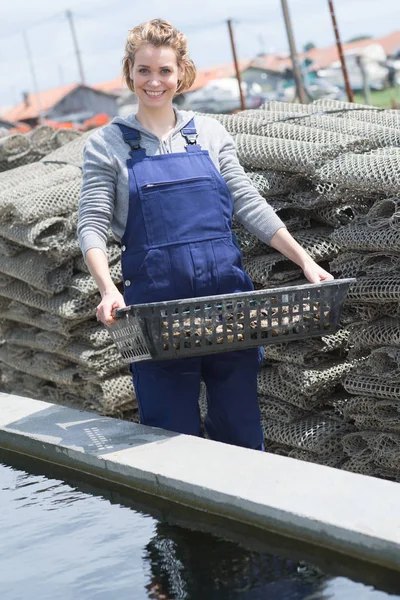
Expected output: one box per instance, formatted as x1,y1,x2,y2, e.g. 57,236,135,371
109,279,355,363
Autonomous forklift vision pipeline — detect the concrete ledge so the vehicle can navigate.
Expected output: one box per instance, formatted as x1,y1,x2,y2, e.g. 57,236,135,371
1,392,399,571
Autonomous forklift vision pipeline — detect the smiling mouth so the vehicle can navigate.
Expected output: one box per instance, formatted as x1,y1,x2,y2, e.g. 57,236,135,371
144,90,166,97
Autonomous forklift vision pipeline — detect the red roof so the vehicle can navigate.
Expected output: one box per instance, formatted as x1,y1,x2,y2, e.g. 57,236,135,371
5,83,78,122
307,30,400,71
93,75,128,94
188,59,251,92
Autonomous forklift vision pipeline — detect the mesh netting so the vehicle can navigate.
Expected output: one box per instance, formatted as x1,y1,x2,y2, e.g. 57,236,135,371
244,227,338,285
83,373,136,415
315,150,400,195
0,278,98,320
343,372,400,401
346,276,400,303
0,344,82,386
69,262,122,299
278,359,358,397
0,250,73,294
331,252,400,279
236,134,336,174
331,198,400,252
348,319,400,354
0,237,22,257
342,430,400,462
0,133,30,158
245,170,306,197
288,447,346,468
7,327,122,379
259,395,309,423
41,129,93,165
343,396,400,433
0,165,82,223
204,112,363,148
244,253,300,285
0,214,76,253
262,329,349,366
0,161,61,193
310,200,374,228
262,415,351,456
0,300,84,335
257,367,321,409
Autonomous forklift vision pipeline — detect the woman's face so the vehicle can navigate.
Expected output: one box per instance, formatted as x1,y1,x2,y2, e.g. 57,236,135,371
130,44,183,110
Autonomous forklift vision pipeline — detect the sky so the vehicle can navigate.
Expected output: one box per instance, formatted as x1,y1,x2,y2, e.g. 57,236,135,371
0,0,398,109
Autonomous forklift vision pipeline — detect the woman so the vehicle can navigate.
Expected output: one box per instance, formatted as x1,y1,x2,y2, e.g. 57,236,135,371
78,19,332,450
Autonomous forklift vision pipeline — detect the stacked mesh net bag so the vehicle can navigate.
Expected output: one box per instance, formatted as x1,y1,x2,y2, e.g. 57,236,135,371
0,129,138,422
0,125,81,172
330,190,400,482
199,100,400,478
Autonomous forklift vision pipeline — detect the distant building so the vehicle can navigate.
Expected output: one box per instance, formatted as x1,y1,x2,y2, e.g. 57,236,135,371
5,83,118,127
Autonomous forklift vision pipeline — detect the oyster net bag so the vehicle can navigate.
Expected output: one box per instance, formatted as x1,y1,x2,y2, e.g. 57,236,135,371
244,228,339,285
343,396,400,433
315,150,400,195
288,448,346,468
0,278,98,320
312,99,400,130
0,300,85,335
0,237,22,257
0,214,77,253
0,366,84,410
0,161,61,193
311,201,374,228
342,430,400,463
346,276,400,303
69,262,122,299
277,359,358,397
0,166,82,223
83,374,136,416
262,328,349,366
41,128,94,165
259,395,309,423
246,170,307,197
0,133,29,159
262,415,351,456
0,345,82,387
330,198,400,252
257,367,321,409
343,372,400,401
0,250,73,295
201,112,362,147
348,319,400,355
331,252,400,279
6,327,121,379
235,134,338,174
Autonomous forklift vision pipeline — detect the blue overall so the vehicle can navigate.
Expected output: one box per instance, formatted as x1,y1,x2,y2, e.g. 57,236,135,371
116,119,264,449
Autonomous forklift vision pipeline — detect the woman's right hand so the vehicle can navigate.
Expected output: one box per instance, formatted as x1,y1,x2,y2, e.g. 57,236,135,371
96,289,126,327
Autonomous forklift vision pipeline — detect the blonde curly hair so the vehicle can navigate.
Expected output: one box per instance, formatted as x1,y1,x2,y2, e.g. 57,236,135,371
122,19,197,95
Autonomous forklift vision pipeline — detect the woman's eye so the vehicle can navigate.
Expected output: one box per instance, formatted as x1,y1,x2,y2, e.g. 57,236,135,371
161,69,171,74
138,68,148,74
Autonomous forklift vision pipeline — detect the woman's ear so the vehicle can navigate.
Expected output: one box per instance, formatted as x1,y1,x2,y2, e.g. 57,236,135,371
129,60,135,82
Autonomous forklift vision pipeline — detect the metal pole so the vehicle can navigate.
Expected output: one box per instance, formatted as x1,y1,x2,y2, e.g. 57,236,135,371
327,0,354,102
227,19,246,111
22,30,44,124
280,0,307,104
66,9,86,85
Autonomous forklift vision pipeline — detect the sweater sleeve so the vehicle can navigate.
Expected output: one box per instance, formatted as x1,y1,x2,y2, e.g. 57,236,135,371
217,125,286,245
78,131,117,258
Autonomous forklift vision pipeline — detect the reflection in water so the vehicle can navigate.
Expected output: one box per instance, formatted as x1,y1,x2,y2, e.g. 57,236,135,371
0,458,399,600
144,523,326,600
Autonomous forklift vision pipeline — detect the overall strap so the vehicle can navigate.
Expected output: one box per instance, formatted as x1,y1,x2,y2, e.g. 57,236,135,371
181,118,201,152
114,123,146,159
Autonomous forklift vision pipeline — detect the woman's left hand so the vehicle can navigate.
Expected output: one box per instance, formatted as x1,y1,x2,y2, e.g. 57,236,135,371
302,259,334,284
